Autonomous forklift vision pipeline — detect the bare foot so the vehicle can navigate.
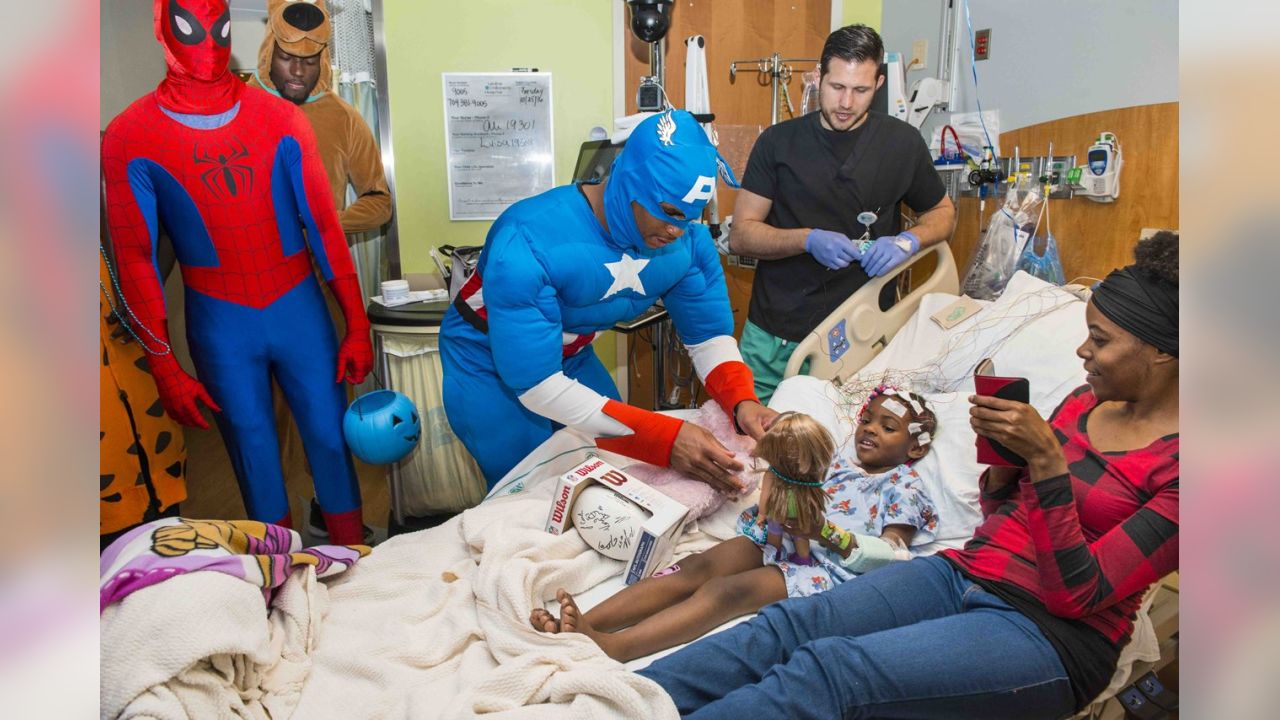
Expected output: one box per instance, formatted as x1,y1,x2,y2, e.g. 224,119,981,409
555,588,584,633
529,607,560,633
555,588,625,660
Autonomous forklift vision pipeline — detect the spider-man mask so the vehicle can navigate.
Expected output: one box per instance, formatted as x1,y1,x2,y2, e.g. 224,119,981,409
153,0,242,115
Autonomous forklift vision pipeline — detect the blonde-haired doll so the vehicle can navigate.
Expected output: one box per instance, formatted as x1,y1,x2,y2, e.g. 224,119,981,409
755,412,836,565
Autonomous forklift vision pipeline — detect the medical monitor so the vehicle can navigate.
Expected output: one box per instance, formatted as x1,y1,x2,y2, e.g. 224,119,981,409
572,140,624,185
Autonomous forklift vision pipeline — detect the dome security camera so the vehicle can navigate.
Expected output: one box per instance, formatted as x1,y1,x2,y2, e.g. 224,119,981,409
627,1,672,44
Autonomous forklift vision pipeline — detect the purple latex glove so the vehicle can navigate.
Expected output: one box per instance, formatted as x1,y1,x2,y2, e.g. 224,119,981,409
805,229,861,269
860,231,920,277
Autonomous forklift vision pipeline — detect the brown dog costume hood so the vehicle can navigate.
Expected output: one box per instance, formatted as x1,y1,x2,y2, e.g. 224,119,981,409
254,0,333,99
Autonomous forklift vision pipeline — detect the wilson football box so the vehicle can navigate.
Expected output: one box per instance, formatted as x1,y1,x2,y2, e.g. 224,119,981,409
545,458,691,585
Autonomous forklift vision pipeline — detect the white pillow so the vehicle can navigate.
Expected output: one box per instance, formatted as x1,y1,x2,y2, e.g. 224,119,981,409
894,390,982,550
985,274,1088,412
769,374,856,454
770,272,1091,551
858,272,1083,390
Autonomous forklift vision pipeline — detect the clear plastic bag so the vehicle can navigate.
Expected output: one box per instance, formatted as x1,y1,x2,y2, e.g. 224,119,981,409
800,69,820,115
1015,233,1066,285
960,182,1045,300
1015,194,1065,285
930,109,1001,158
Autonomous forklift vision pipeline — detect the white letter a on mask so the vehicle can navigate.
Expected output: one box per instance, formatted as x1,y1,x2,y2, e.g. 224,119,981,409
681,175,715,204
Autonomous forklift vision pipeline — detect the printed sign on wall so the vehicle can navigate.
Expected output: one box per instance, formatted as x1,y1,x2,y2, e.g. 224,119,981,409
442,72,554,220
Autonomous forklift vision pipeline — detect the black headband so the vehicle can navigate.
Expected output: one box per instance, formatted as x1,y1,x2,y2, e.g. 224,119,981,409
1092,266,1178,357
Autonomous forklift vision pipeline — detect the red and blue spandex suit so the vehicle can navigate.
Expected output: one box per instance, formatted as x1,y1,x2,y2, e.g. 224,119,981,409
101,0,372,543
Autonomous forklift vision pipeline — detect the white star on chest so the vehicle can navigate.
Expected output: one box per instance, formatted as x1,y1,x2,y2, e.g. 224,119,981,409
600,254,650,300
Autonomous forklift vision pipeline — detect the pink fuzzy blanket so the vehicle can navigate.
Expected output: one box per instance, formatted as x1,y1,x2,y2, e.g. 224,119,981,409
625,401,759,519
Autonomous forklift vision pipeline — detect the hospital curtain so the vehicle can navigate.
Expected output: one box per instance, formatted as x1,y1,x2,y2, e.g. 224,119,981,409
329,0,387,306
329,0,387,397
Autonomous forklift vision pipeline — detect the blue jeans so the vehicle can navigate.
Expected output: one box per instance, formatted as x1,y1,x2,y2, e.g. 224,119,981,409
638,555,1075,719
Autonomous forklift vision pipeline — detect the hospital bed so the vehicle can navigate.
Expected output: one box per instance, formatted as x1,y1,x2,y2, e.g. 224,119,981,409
100,246,1175,720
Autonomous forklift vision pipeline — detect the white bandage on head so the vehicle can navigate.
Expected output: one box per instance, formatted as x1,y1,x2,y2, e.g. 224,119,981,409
880,397,908,418
880,387,924,417
908,422,932,446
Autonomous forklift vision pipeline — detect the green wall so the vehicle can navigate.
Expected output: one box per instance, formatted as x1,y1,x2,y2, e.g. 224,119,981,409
383,0,614,272
842,0,882,29
383,0,617,370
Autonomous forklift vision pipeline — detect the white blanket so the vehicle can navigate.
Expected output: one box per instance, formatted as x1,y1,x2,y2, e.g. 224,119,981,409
101,444,704,719
101,567,320,719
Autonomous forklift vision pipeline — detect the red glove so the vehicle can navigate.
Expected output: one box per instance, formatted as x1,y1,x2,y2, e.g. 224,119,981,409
335,332,373,384
150,354,221,429
329,275,373,384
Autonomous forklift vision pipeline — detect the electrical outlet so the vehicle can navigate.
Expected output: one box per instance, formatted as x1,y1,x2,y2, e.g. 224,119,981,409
910,39,928,71
974,29,991,60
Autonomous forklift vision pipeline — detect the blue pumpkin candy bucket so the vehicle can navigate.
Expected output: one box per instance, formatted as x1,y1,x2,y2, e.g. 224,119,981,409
343,390,422,464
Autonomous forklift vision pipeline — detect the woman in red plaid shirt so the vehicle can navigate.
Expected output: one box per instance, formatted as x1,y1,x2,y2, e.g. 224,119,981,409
640,232,1179,719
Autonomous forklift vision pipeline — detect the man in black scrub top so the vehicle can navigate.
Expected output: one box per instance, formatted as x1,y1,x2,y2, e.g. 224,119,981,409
731,24,957,402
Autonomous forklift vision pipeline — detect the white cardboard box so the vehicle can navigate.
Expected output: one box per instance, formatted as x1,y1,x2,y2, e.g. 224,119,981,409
545,458,691,585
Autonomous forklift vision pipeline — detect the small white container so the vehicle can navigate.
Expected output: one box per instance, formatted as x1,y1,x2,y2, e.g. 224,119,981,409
381,279,410,303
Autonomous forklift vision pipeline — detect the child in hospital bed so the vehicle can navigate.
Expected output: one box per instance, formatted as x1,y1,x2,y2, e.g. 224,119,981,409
529,386,940,662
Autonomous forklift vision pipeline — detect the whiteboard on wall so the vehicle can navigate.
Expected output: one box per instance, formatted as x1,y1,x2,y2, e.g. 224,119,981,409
442,72,554,221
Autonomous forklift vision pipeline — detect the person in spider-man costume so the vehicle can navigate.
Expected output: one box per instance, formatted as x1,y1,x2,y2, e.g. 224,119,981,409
101,0,373,544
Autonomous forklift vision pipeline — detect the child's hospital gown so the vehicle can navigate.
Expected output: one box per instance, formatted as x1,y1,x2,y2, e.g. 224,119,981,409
737,454,939,597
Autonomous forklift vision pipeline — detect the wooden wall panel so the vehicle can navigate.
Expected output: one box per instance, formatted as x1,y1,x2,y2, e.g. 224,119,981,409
949,102,1179,284
622,0,831,408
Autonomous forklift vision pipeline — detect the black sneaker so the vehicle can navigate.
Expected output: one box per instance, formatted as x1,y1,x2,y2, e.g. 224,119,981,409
308,498,378,545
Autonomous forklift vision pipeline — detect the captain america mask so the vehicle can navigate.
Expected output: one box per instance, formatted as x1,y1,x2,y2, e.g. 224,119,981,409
603,110,739,253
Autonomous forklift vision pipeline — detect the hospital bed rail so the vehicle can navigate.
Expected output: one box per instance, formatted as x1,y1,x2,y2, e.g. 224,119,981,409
783,243,960,384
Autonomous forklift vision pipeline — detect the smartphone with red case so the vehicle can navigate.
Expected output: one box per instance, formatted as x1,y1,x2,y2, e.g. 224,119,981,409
974,359,1030,467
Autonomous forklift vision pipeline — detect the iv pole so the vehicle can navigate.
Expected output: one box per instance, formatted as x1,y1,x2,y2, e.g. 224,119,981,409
645,35,679,409
729,53,819,125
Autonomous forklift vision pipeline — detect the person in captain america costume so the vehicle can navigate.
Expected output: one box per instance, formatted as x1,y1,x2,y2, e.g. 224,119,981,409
101,0,373,545
441,110,779,489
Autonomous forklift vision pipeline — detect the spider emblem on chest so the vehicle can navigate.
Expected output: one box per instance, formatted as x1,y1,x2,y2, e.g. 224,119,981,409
192,138,254,199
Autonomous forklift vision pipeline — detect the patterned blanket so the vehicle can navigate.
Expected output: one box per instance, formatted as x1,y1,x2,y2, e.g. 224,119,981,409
100,517,367,612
